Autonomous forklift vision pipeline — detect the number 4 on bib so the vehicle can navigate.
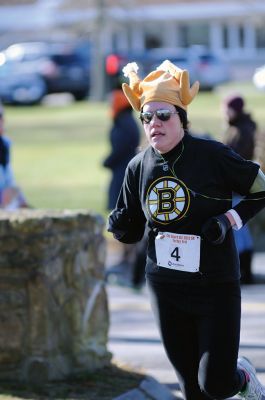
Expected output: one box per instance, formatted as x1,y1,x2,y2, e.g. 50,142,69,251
171,247,181,261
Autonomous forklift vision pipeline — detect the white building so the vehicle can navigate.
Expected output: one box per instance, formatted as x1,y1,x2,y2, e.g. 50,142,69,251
0,0,264,73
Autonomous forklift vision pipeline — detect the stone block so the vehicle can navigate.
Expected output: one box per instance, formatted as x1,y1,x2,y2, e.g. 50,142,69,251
0,209,111,382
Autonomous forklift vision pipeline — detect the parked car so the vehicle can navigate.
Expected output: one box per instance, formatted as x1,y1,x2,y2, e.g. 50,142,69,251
253,64,265,91
105,46,230,91
0,41,90,105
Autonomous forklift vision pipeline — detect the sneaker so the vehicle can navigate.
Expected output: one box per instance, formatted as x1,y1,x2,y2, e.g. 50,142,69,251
237,356,265,399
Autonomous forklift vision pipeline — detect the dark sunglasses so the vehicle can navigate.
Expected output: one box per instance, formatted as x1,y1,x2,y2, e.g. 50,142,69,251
140,109,178,124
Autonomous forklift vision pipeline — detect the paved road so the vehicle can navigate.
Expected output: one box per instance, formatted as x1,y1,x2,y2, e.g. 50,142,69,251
107,252,265,399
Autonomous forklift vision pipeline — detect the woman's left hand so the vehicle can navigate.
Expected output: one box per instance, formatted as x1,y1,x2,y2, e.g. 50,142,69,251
202,214,232,245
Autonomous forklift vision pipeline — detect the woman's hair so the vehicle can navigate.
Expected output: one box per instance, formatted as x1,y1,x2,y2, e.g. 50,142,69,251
175,105,189,130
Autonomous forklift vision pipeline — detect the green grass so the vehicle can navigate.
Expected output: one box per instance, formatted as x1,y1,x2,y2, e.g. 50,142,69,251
6,101,112,215
4,82,265,218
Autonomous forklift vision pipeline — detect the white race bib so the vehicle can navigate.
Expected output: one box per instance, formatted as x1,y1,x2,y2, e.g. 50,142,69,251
155,232,201,273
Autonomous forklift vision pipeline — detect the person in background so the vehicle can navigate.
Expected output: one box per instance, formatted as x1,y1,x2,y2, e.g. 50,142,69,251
103,87,140,210
0,102,29,210
103,84,141,284
108,59,265,400
223,95,257,284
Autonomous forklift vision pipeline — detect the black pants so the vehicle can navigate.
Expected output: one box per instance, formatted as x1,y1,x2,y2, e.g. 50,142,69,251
146,277,245,400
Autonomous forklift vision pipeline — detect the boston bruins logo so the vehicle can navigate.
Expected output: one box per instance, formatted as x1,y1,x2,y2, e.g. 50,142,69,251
146,176,190,224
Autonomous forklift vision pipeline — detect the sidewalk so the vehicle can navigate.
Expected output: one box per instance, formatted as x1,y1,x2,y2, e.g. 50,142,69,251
106,251,265,399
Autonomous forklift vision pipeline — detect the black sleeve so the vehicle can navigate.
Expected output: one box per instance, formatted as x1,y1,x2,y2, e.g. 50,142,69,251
217,146,265,225
107,162,146,243
233,190,265,225
218,145,259,195
218,145,264,225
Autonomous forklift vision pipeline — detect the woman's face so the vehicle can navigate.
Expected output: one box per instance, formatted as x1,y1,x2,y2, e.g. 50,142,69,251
141,101,184,154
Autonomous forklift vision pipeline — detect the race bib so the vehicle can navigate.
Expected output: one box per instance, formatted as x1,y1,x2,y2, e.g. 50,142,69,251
155,232,201,273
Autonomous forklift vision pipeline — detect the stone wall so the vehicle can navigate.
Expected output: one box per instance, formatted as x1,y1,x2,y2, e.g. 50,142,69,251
0,209,111,382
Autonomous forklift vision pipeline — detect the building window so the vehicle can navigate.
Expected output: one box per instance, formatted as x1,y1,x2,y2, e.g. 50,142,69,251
222,25,229,49
256,24,265,49
143,23,163,49
179,25,188,47
178,23,209,48
239,25,244,48
145,35,162,49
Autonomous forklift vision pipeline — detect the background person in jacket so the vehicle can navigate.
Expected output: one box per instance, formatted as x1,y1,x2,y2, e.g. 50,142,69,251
223,95,257,284
103,85,141,285
103,87,140,210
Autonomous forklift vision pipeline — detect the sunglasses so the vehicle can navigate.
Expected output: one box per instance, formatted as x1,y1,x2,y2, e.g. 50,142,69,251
140,109,178,124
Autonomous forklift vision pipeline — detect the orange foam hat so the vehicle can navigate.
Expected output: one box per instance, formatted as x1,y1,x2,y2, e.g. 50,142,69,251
122,60,200,111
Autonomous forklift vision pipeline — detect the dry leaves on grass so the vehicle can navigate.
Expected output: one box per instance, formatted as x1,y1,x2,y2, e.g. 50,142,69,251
0,362,146,400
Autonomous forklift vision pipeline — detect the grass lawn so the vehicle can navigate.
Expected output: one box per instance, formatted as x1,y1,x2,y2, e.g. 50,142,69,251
4,82,265,220
6,101,111,215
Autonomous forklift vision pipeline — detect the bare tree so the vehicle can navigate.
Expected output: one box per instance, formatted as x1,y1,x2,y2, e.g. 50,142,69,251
89,0,106,101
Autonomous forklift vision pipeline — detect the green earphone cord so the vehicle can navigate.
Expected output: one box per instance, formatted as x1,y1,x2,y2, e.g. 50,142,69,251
160,141,265,202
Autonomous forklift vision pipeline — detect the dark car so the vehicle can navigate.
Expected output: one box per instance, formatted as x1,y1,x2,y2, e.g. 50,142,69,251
0,41,90,104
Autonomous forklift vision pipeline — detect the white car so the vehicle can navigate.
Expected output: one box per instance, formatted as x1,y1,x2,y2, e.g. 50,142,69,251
139,46,231,91
253,65,265,91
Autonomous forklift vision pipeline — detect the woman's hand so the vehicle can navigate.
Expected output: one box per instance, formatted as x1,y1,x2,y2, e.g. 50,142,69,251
202,214,232,245
107,208,132,238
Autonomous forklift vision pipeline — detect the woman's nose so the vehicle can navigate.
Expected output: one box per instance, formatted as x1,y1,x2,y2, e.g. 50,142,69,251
150,114,162,126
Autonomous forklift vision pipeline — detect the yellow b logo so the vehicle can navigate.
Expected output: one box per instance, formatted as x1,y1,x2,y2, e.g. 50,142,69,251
146,176,190,224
